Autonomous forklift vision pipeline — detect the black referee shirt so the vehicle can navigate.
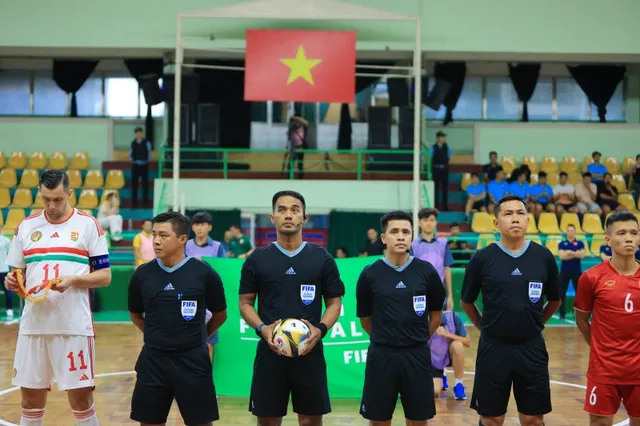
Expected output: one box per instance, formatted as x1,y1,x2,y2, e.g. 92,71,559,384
356,257,445,348
128,257,227,352
239,242,345,327
461,241,560,341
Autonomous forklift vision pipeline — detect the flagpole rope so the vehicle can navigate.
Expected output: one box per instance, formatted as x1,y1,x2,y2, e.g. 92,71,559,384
180,63,409,78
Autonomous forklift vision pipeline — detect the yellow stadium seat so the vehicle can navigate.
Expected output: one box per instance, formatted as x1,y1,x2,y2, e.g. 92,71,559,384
545,172,559,187
461,173,472,191
528,235,542,246
79,209,94,217
604,157,620,174
526,213,538,234
83,170,104,189
32,191,44,208
100,190,120,205
48,151,68,169
70,152,90,170
0,152,6,169
622,157,635,174
611,174,627,193
11,188,33,208
581,156,593,172
104,170,125,190
0,211,4,227
538,212,562,234
560,213,583,233
560,156,579,174
8,151,27,169
576,235,592,256
0,168,17,188
471,212,495,233
567,172,582,186
545,235,563,255
582,213,604,234
18,169,39,188
476,233,496,249
501,157,516,177
69,190,78,207
27,152,47,169
529,173,538,184
590,234,607,256
540,156,558,173
4,208,25,234
0,188,10,208
77,189,98,209
67,169,83,189
618,193,637,211
521,156,539,173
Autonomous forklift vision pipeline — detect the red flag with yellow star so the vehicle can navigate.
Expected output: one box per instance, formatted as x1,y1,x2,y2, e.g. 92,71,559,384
244,29,356,103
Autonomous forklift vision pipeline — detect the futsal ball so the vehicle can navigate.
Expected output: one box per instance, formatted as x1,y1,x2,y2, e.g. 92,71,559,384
272,318,311,358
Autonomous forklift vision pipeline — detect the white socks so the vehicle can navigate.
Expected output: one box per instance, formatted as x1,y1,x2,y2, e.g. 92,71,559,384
20,407,45,425
455,378,464,386
72,404,99,426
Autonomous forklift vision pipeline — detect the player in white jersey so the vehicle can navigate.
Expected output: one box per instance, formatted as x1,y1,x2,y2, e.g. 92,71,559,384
4,170,111,426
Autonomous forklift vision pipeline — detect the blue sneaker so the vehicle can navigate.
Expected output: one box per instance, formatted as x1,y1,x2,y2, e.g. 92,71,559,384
453,382,467,400
441,374,448,391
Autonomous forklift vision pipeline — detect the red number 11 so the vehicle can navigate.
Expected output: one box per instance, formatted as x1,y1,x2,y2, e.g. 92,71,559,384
42,263,60,283
67,351,87,372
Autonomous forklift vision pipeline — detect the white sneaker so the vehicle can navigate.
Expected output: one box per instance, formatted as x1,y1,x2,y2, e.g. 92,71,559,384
6,309,14,318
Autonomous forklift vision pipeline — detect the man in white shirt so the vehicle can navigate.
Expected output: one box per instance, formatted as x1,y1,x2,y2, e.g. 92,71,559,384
0,228,12,319
553,171,578,214
574,172,602,215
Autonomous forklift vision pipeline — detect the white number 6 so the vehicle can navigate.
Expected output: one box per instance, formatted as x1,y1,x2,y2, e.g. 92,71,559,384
625,293,634,313
589,386,597,406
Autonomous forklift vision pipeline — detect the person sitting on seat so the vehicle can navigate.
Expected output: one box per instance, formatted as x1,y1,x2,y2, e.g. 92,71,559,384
430,310,471,400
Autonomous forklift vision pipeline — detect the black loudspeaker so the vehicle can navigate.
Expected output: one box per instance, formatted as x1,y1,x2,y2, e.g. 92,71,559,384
138,74,163,106
162,74,201,104
166,103,190,145
196,103,220,146
425,79,452,111
367,106,392,149
398,106,419,149
387,78,410,107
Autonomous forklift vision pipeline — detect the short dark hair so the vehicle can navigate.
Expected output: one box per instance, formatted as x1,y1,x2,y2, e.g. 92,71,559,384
494,195,527,216
153,211,190,237
272,190,306,213
566,224,576,230
39,169,69,191
380,210,413,232
538,171,547,178
582,172,592,178
605,211,639,234
489,151,498,157
450,222,460,228
471,172,479,178
142,219,153,224
418,208,438,220
134,127,143,133
559,171,568,177
191,211,212,225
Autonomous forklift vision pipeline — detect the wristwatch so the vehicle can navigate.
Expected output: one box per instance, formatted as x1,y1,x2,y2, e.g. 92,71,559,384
256,323,265,338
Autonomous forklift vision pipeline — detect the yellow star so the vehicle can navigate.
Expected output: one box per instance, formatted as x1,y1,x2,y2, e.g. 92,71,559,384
280,45,322,85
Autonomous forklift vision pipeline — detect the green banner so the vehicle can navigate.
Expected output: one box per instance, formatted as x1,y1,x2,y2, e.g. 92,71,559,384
205,255,382,398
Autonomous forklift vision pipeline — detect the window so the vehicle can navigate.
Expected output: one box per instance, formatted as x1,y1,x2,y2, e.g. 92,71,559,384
0,71,30,115
527,78,553,121
76,76,103,116
485,77,520,120
426,77,482,120
105,77,139,117
556,78,590,121
590,81,625,122
33,72,67,116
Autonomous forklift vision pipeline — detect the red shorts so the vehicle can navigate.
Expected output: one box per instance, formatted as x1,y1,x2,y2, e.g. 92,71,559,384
584,378,640,417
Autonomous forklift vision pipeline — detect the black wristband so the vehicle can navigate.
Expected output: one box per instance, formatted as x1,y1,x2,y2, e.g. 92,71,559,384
256,323,264,339
318,323,328,338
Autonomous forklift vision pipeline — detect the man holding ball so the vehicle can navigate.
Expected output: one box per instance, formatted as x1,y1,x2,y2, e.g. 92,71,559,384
239,190,345,426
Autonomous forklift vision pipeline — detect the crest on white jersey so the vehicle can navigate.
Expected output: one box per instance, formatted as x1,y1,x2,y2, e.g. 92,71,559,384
528,281,543,303
413,295,426,316
181,301,197,321
300,285,316,305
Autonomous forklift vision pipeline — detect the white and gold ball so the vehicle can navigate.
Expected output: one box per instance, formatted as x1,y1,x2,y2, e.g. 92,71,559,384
272,318,311,357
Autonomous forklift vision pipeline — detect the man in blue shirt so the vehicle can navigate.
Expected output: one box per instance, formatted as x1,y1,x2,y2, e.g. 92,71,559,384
557,223,585,321
487,169,508,214
599,243,612,262
464,172,487,221
506,169,530,202
586,151,608,183
528,171,555,217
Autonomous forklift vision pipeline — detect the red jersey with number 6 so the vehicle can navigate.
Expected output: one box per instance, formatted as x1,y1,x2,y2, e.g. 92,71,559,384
574,260,640,385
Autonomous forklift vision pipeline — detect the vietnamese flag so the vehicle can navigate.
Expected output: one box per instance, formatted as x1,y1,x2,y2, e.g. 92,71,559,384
244,29,356,104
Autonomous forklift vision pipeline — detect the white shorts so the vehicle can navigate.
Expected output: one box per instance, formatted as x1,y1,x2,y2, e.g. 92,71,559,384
12,335,96,391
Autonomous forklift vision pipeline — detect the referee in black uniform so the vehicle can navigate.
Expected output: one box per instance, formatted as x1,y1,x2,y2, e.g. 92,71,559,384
356,210,445,425
239,190,345,426
128,212,228,426
460,195,561,426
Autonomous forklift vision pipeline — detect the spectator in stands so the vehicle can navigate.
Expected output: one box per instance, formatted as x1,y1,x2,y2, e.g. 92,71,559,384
553,171,578,214
185,212,226,259
575,172,602,215
506,169,530,203
335,247,348,258
586,151,607,182
464,172,487,221
227,224,253,259
557,224,585,321
222,229,232,253
626,154,640,203
97,192,123,241
430,310,470,400
130,127,152,208
133,219,155,268
528,171,555,216
487,169,508,214
431,131,451,211
410,208,454,311
597,172,626,214
362,227,385,256
600,244,612,262
448,223,471,266
482,151,503,183
0,228,13,319
285,113,308,179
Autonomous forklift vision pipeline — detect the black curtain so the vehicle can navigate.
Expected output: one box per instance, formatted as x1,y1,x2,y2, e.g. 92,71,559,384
433,62,467,125
508,63,541,122
337,61,397,150
52,60,99,117
195,60,251,148
327,210,384,258
567,64,626,122
124,59,165,146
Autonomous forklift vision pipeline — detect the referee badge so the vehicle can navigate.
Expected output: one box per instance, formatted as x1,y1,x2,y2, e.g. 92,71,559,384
300,285,316,305
528,282,543,303
181,301,197,321
413,295,426,316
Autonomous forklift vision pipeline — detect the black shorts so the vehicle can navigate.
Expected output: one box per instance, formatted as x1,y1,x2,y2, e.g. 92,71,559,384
130,344,219,425
360,344,435,422
431,366,444,378
249,340,330,417
472,200,486,210
470,333,551,417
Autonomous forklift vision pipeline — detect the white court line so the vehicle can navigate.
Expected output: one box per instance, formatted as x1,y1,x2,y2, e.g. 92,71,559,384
552,314,577,325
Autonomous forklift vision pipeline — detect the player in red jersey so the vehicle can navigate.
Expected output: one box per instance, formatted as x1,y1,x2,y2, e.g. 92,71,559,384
574,211,640,426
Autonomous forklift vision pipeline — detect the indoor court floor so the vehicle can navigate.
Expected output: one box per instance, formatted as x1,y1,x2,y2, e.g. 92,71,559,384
0,317,631,425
